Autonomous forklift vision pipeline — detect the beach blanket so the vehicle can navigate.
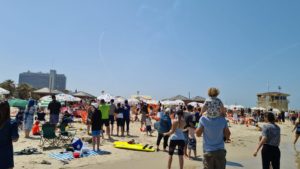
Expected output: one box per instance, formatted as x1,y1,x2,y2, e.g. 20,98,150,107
49,150,111,161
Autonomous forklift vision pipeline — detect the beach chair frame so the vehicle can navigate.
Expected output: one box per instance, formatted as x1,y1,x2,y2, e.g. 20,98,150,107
40,123,60,149
59,122,76,145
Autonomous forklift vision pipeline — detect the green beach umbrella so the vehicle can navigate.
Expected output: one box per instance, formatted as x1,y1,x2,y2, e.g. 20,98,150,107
8,99,28,109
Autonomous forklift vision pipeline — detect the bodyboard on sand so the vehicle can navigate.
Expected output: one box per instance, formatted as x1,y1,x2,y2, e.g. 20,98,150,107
113,141,155,152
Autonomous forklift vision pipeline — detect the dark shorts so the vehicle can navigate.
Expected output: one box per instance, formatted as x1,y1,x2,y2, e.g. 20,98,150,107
203,150,226,169
117,118,124,127
296,131,300,135
92,130,102,137
102,119,109,127
141,114,146,123
109,115,115,125
188,138,197,150
169,140,185,156
146,126,152,132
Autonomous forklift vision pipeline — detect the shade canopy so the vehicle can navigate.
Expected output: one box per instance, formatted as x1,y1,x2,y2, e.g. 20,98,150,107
73,91,96,99
0,87,10,95
163,95,189,101
33,87,62,94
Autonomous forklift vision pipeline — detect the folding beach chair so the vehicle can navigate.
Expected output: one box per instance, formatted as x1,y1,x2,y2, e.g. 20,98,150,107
40,123,60,149
59,123,76,145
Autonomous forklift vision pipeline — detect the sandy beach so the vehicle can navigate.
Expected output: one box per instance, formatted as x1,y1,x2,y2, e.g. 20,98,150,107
14,120,299,169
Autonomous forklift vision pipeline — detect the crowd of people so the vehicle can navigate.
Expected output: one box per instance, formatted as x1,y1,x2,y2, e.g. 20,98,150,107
1,87,300,169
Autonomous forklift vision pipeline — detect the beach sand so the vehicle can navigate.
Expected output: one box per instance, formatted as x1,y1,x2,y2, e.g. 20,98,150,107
14,120,299,169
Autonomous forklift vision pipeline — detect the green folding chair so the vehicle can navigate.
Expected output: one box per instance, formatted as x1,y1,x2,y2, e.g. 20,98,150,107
59,123,76,145
40,123,60,149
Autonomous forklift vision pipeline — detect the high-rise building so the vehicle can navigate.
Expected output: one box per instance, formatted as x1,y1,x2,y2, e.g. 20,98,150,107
19,70,66,91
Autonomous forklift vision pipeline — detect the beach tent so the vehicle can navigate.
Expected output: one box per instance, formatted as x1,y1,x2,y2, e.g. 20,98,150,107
0,87,10,95
8,99,28,109
97,93,114,102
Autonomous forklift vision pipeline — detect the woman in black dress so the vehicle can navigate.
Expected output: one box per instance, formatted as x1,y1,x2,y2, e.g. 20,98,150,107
0,101,19,169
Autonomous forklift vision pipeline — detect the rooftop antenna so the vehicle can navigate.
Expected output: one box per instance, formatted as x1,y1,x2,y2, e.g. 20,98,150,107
278,86,282,93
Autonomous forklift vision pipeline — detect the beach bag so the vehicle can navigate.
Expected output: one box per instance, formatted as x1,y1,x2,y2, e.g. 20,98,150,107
72,138,83,151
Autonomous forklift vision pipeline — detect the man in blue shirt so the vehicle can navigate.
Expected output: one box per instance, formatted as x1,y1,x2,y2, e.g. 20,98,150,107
196,116,231,169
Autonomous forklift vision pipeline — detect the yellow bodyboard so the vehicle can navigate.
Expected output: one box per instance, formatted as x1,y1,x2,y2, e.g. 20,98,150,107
113,141,155,152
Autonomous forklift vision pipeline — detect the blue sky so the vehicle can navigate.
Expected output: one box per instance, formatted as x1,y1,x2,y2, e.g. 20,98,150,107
0,0,299,108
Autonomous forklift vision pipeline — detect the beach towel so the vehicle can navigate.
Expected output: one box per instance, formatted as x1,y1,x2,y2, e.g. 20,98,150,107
49,150,111,161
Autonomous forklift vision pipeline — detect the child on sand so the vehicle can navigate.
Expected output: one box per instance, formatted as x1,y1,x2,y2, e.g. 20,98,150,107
91,103,102,151
31,119,40,136
187,122,197,159
145,116,152,136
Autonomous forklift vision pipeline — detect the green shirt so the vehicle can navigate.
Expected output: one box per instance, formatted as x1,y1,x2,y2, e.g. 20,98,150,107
99,104,110,120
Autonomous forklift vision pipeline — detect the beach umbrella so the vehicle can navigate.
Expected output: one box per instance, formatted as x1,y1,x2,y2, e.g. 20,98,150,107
128,98,139,105
145,100,159,105
0,87,10,95
114,96,126,104
8,99,28,109
56,94,81,102
38,100,65,108
174,100,185,105
40,95,52,102
188,102,204,107
73,91,95,99
97,93,114,102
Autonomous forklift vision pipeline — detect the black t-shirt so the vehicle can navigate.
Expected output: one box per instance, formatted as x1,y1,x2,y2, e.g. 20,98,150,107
91,109,102,131
48,101,61,115
141,105,148,115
